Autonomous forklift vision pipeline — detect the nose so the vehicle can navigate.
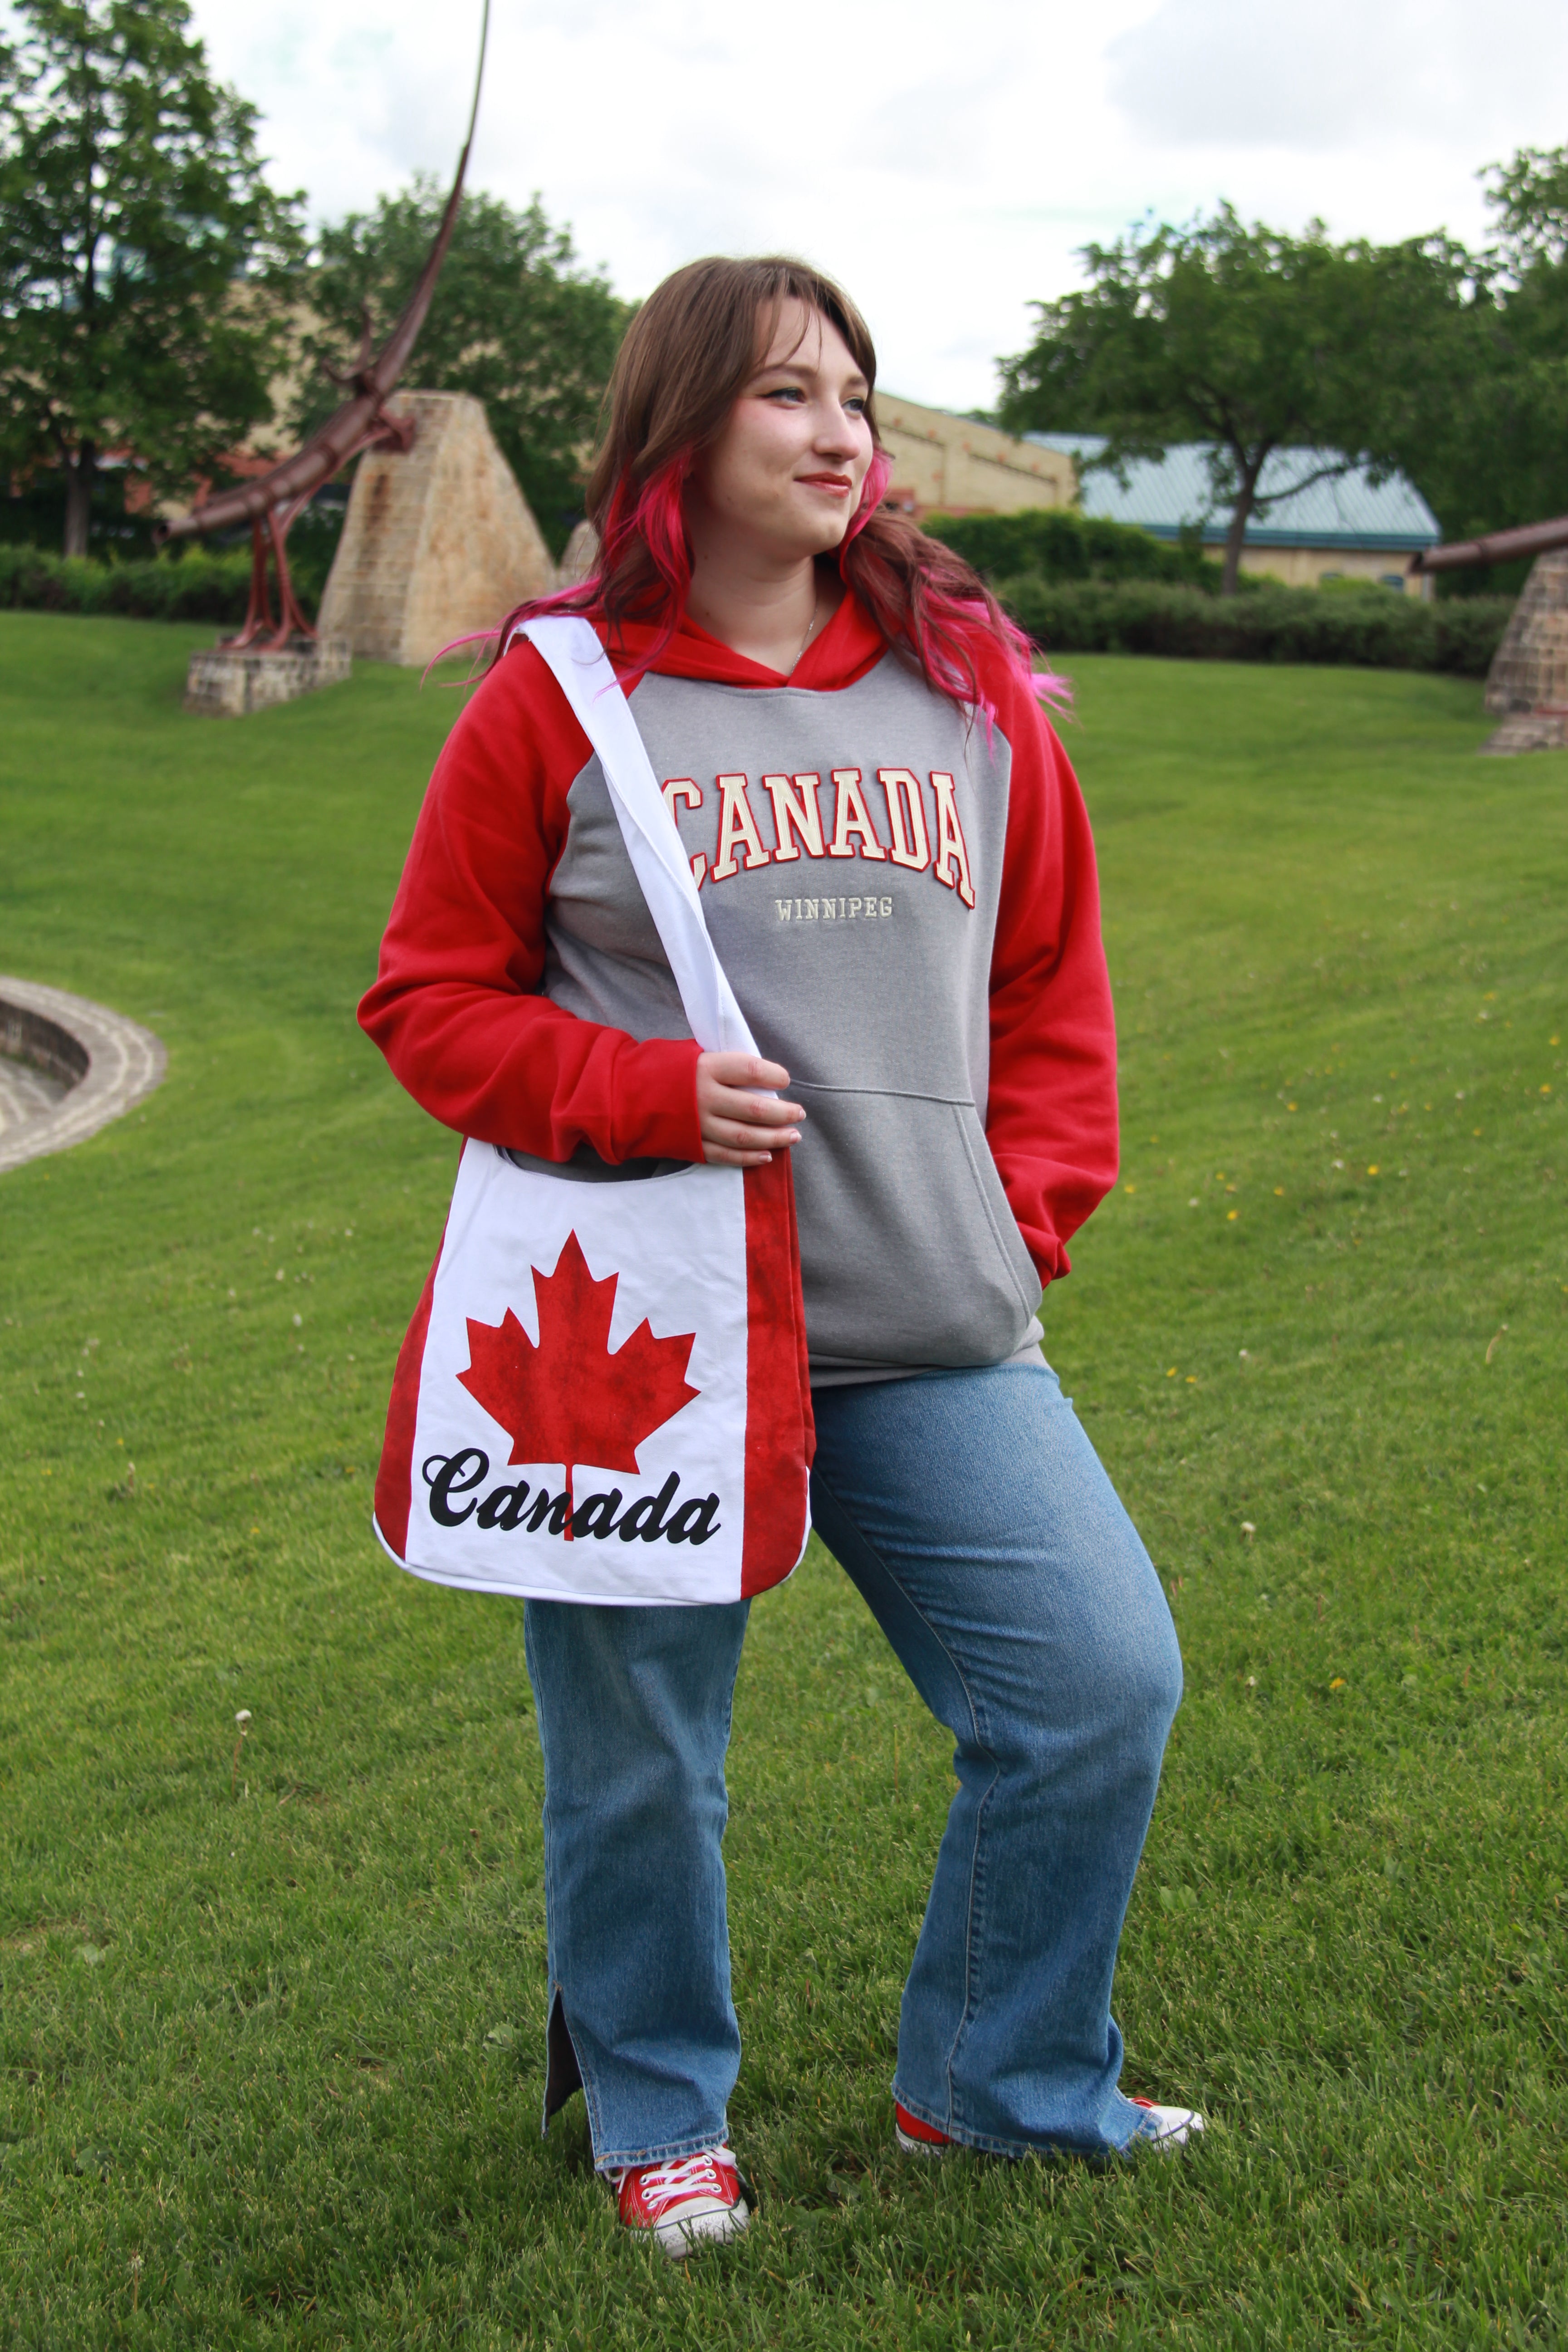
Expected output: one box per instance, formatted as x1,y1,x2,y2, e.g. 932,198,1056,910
813,405,865,463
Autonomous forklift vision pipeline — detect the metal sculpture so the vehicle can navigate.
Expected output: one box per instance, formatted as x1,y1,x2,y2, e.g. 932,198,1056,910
157,3,490,653
1410,512,1568,578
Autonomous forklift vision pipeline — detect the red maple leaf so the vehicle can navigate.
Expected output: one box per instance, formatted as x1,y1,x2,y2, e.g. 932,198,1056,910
458,1230,700,1518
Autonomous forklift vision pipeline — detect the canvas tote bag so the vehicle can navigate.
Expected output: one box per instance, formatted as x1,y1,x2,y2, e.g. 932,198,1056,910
373,615,813,1605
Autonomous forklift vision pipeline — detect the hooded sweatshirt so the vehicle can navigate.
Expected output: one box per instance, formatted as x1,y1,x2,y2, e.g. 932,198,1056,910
359,588,1118,1384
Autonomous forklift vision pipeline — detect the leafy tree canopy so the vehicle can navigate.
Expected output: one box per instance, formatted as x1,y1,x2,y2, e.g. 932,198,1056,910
998,206,1467,593
1485,145,1568,270
299,179,630,559
0,0,305,554
1407,147,1568,581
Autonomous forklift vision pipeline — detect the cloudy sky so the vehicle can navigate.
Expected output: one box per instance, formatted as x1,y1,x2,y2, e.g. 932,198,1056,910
180,0,1568,413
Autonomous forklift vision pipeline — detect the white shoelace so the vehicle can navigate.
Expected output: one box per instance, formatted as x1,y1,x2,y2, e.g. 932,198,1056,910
625,2145,736,2216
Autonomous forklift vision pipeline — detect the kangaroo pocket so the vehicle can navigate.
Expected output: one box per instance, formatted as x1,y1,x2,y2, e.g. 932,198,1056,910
790,1084,1043,1369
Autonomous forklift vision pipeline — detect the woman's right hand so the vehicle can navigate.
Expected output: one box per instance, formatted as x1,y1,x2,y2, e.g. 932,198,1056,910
696,1052,805,1168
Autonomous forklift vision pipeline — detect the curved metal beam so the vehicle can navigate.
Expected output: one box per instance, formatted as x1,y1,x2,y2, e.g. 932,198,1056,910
1411,510,1568,575
159,0,490,544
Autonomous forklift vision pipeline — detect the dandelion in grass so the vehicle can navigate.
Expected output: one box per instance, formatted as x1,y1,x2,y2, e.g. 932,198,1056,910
1240,1520,1256,1539
1329,1677,1347,1691
230,1709,251,1800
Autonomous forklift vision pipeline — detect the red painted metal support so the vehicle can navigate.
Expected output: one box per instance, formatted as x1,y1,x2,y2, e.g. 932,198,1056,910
156,2,487,648
216,407,417,652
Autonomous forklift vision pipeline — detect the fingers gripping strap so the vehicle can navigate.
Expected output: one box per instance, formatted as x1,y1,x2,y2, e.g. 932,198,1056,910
520,616,759,1058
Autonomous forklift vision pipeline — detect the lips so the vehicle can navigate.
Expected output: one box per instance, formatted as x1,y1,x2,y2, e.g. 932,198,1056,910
797,473,853,495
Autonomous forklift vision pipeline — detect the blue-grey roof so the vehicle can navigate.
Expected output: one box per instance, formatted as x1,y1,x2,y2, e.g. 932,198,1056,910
1025,432,1439,551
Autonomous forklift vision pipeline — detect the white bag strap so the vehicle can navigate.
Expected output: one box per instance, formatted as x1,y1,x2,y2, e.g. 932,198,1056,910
518,614,759,1058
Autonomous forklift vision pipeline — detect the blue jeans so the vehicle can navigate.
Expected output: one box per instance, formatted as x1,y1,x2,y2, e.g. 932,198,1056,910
523,1361,1182,2168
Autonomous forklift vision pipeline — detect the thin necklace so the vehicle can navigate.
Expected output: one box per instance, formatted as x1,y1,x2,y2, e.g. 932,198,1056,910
790,579,823,673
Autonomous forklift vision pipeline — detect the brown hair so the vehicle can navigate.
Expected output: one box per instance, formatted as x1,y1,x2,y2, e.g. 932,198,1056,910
499,254,1041,712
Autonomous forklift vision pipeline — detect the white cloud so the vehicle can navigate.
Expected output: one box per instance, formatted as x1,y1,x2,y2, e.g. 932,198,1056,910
84,0,1568,408
1107,0,1568,153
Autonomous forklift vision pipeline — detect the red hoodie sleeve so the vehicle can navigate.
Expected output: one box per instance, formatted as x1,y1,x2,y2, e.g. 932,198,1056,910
983,660,1119,1285
358,642,705,1162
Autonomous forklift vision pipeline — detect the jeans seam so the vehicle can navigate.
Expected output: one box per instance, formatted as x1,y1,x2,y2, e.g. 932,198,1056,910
812,1462,998,2136
527,1612,609,2159
948,1753,1000,2130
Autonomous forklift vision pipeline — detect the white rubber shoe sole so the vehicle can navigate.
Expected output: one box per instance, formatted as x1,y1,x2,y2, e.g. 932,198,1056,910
1128,2097,1205,2148
652,2195,750,2257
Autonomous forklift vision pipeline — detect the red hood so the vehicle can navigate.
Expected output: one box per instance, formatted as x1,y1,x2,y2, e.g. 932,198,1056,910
603,587,889,695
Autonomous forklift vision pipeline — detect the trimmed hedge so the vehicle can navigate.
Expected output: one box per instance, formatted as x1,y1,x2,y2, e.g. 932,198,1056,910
0,537,1510,678
1002,576,1513,678
0,543,328,626
926,505,1230,591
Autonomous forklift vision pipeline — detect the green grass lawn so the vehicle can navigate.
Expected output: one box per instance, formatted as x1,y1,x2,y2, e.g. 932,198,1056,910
1,613,1565,2349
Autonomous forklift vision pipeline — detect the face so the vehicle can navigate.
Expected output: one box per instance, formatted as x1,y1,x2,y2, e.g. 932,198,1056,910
689,299,875,564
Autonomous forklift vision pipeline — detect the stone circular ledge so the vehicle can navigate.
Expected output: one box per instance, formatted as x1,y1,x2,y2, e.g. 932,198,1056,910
0,977,167,1175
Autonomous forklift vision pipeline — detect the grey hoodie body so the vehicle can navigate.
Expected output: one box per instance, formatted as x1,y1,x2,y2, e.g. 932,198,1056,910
537,652,1045,1384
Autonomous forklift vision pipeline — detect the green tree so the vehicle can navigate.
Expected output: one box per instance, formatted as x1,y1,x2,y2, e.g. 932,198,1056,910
1406,148,1568,578
998,206,1467,594
300,179,630,560
1487,144,1568,267
0,0,305,556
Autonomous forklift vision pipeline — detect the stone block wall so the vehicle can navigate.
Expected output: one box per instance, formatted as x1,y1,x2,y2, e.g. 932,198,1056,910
318,392,556,666
185,640,351,717
1484,549,1568,715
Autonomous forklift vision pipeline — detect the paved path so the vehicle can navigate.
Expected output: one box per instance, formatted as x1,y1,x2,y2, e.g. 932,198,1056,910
0,977,166,1174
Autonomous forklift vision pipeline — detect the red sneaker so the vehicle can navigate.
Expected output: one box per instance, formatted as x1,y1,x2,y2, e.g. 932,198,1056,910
897,2097,1205,2157
1128,2096,1205,2148
616,2144,750,2257
895,2100,953,2155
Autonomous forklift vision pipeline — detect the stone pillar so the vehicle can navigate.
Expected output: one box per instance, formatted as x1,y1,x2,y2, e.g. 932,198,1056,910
1480,549,1568,754
557,517,599,587
317,392,557,666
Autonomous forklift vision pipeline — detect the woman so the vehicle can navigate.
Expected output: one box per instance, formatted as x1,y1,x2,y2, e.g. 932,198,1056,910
360,255,1197,2257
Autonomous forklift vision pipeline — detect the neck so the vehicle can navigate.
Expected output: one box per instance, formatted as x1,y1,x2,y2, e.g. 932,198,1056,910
683,527,842,675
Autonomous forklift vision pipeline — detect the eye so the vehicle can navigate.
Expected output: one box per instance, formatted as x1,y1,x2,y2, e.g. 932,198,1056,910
762,384,806,404
844,396,867,416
